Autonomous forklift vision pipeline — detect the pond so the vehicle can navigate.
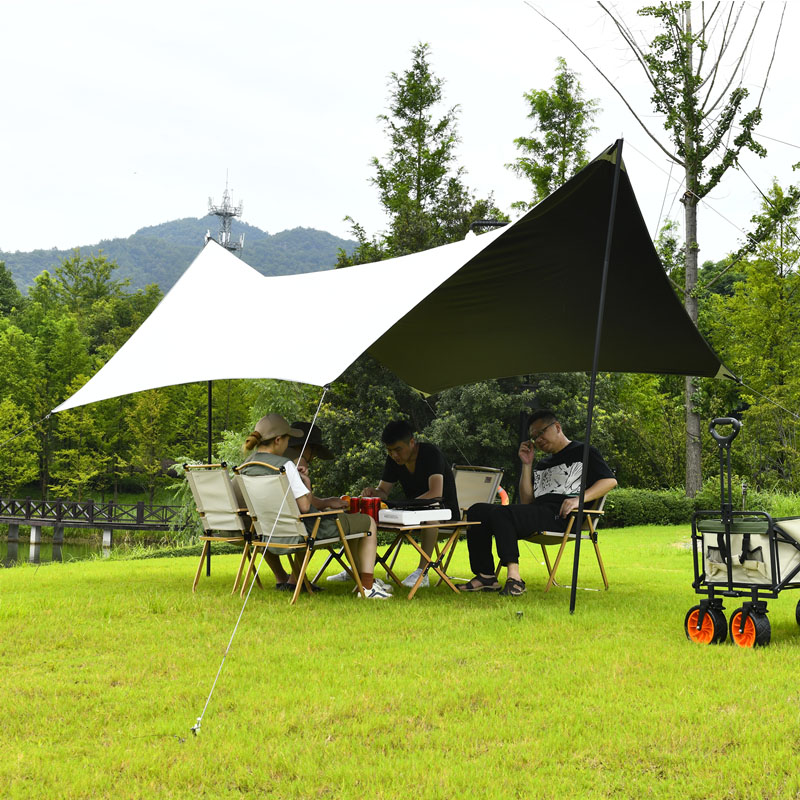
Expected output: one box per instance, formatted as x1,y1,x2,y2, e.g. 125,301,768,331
0,538,107,567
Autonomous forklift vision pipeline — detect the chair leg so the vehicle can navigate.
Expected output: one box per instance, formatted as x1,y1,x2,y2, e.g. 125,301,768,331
544,536,571,593
311,549,340,584
290,545,314,605
592,537,609,590
337,532,364,598
192,540,210,592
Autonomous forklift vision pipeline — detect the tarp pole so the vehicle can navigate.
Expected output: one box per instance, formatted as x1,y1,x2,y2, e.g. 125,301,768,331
569,138,624,614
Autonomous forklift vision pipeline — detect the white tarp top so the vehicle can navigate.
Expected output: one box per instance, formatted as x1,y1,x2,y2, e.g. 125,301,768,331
53,226,508,413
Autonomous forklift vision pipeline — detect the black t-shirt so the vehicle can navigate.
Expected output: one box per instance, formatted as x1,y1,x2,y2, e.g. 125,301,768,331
531,440,615,507
381,441,460,520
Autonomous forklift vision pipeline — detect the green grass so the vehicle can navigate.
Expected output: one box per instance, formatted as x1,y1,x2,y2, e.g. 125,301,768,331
3,526,800,799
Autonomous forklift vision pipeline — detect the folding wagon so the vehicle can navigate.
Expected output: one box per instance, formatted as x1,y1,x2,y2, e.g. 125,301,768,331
685,417,800,648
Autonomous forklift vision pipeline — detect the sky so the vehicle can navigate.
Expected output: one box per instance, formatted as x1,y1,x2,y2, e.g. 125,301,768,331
1,0,797,265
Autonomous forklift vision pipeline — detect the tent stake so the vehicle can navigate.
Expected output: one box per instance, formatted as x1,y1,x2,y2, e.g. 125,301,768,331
570,138,624,614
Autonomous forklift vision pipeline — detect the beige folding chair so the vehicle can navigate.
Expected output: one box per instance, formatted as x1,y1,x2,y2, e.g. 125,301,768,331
233,466,368,605
439,465,505,580
184,464,255,593
497,494,610,592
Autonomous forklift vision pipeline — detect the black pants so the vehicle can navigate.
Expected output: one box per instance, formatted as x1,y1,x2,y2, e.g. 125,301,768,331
466,502,566,576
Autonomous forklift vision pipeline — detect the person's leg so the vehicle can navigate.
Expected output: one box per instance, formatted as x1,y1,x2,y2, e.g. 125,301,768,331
417,528,437,568
457,503,502,591
265,552,290,584
357,517,378,590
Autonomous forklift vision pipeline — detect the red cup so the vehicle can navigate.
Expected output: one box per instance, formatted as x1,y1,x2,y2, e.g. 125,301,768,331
349,496,361,514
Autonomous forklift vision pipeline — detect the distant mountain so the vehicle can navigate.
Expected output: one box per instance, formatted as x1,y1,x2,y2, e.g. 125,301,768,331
1,216,357,292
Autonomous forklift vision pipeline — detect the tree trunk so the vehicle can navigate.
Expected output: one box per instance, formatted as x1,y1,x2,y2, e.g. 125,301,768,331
683,195,702,496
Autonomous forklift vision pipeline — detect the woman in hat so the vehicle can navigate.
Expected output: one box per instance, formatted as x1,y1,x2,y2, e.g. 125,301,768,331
240,414,390,599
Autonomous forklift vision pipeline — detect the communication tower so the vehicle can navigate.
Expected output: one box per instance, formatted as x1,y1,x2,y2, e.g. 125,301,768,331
207,177,244,254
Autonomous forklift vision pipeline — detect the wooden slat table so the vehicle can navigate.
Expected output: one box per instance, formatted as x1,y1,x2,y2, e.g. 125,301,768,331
376,520,480,599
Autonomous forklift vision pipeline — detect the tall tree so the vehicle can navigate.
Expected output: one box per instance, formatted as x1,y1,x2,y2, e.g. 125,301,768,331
507,56,599,210
704,181,800,489
536,1,784,495
338,42,505,266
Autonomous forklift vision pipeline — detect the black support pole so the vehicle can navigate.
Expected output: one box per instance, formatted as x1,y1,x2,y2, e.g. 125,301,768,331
569,139,624,614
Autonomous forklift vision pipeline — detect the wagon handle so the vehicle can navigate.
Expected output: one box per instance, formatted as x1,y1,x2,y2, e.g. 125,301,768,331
709,417,741,445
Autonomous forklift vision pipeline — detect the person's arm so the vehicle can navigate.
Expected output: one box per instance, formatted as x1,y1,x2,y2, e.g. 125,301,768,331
284,461,312,513
416,473,443,500
362,480,393,501
311,494,348,511
558,477,618,518
518,439,535,504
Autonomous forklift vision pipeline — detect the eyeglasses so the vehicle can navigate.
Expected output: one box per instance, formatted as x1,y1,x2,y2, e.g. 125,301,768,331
529,421,556,442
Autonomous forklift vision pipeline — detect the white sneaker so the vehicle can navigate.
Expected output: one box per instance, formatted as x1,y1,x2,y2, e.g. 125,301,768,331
326,569,354,583
374,577,394,593
357,584,391,599
401,567,429,588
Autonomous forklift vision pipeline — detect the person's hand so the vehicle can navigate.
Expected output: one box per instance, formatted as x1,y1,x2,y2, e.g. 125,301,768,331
559,496,580,518
296,462,309,478
328,497,348,510
361,486,378,497
518,440,535,465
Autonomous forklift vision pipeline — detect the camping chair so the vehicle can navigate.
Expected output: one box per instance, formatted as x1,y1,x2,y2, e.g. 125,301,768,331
184,463,256,593
233,466,368,605
496,493,610,592
382,465,504,584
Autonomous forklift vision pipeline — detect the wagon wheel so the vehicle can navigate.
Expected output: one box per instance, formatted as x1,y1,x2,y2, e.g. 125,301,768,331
795,598,800,628
684,605,727,645
729,607,771,648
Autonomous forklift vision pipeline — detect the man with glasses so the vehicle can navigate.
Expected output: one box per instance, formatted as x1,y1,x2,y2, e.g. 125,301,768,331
458,409,616,596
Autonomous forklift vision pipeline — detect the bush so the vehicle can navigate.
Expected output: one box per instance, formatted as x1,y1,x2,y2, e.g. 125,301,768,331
603,488,694,528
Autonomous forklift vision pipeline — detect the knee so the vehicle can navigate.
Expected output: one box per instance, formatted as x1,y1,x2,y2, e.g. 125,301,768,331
467,503,493,522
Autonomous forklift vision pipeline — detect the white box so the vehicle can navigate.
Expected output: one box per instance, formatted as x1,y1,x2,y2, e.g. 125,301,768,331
378,508,453,525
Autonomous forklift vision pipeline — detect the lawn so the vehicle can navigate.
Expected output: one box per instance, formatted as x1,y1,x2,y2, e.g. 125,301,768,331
2,525,800,799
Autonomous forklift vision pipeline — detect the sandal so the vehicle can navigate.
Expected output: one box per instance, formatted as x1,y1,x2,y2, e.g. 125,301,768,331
500,578,526,597
458,575,501,592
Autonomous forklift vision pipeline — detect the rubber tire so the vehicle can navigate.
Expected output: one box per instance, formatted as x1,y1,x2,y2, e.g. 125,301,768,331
729,608,771,648
684,605,727,644
795,598,800,628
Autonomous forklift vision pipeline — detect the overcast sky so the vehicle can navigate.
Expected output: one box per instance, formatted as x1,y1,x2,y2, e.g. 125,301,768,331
1,0,797,265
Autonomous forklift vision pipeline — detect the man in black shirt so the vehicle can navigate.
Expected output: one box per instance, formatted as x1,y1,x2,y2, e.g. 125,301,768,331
363,420,459,589
458,409,617,596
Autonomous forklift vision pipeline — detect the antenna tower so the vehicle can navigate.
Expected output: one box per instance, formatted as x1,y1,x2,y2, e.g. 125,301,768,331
207,175,244,254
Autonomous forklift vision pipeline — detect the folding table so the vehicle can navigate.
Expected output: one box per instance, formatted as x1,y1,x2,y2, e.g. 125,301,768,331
376,520,480,599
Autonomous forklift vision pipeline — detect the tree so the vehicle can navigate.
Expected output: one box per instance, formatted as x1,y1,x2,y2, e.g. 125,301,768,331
0,262,23,316
507,57,599,210
338,42,506,266
704,181,800,489
0,399,39,494
536,1,784,495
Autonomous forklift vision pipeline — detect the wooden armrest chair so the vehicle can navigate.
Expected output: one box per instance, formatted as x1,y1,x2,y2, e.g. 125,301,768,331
233,467,368,605
184,463,255,593
497,494,610,592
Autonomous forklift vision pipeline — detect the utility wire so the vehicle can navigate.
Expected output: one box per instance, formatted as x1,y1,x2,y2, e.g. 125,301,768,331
190,385,330,737
0,413,51,449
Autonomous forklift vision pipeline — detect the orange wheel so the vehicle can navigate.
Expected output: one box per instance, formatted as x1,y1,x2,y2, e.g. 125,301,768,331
729,608,770,648
684,605,726,644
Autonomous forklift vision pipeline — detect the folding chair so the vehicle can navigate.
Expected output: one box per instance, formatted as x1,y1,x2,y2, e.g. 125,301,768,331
497,494,610,592
440,465,504,581
233,466,368,605
184,463,255,593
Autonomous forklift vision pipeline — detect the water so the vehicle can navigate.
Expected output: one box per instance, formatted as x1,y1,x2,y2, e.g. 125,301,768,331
1,539,107,567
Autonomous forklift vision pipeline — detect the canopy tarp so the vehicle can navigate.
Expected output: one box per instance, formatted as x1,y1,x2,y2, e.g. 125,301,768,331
54,143,731,415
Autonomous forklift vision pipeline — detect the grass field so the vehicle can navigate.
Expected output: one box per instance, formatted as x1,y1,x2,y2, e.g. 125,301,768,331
3,525,800,799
